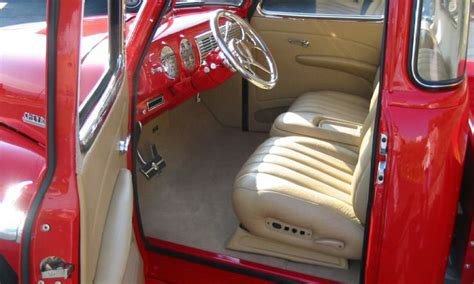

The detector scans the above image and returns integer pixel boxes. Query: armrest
[317,118,362,137]
[271,112,363,148]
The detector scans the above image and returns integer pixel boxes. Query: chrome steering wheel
[210,10,278,90]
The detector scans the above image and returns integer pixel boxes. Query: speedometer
[180,38,196,71]
[160,46,178,80]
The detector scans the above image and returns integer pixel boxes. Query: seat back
[366,0,385,15]
[351,71,379,223]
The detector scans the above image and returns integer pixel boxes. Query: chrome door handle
[118,135,131,154]
[288,39,310,47]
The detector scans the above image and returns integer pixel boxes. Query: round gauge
[160,46,178,80]
[180,38,196,71]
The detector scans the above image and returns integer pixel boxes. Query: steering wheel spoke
[249,60,271,74]
[210,9,278,90]
[223,21,232,43]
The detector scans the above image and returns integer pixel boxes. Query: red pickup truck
[0,0,473,283]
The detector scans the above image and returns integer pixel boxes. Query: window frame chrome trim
[408,0,469,89]
[78,0,125,152]
[256,2,384,22]
[79,57,125,151]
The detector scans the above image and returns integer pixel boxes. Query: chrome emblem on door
[22,112,46,128]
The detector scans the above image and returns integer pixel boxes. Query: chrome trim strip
[256,2,384,22]
[194,23,240,64]
[78,70,108,114]
[79,56,125,151]
[409,0,466,89]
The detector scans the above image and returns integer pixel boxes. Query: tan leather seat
[271,71,379,148]
[366,0,385,15]
[229,100,376,269]
[417,48,450,81]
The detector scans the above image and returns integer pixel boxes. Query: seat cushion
[233,136,365,259]
[270,91,370,146]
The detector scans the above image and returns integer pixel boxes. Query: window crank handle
[288,39,310,47]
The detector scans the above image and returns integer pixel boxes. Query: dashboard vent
[195,23,241,63]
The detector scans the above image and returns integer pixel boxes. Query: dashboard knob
[203,66,210,73]
[150,66,163,74]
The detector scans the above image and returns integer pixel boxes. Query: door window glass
[79,0,111,106]
[468,0,474,60]
[78,0,124,150]
[412,0,470,85]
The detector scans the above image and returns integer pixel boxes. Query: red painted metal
[0,17,134,146]
[135,11,234,123]
[0,126,46,275]
[21,0,83,283]
[459,62,474,284]
[145,237,335,283]
[460,146,474,283]
[364,0,470,283]
[0,0,472,282]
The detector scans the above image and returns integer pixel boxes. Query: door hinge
[40,256,74,280]
[377,133,388,184]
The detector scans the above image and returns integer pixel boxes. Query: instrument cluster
[180,38,196,71]
[157,38,197,80]
[137,12,235,123]
[160,45,179,80]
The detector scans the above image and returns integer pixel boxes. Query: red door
[365,0,471,283]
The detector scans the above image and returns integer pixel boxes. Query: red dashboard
[136,10,239,123]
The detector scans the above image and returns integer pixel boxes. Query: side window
[411,0,470,86]
[78,0,124,150]
[260,0,385,18]
[79,1,110,106]
[469,0,474,60]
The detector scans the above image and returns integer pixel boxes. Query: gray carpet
[137,99,360,283]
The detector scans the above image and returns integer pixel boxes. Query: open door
[75,0,143,283]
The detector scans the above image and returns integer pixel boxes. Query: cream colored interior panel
[95,169,135,284]
[249,14,383,131]
[201,74,242,128]
[77,77,143,283]
[123,233,145,284]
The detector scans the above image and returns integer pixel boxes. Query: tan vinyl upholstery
[248,13,384,133]
[270,71,379,147]
[231,94,376,267]
[417,48,450,81]
[315,0,363,15]
[366,0,385,15]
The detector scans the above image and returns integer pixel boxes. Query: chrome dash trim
[256,2,384,22]
[79,56,125,152]
[194,22,241,63]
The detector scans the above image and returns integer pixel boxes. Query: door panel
[77,78,133,283]
[94,169,144,284]
[248,13,383,131]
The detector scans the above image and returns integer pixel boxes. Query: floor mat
[137,99,360,283]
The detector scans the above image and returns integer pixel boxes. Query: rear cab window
[260,0,385,18]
